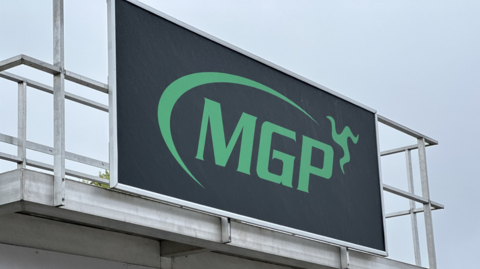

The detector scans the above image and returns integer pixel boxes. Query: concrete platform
[0,169,425,269]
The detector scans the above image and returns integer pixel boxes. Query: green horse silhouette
[327,116,359,174]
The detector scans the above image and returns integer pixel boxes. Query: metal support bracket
[340,247,349,269]
[220,217,231,244]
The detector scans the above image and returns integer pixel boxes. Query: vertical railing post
[107,0,118,188]
[17,82,27,169]
[418,138,437,268]
[53,0,65,206]
[405,149,421,266]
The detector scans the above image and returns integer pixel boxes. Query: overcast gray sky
[1,0,479,268]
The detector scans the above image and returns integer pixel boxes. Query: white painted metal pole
[418,138,437,269]
[53,0,65,206]
[107,0,118,188]
[17,82,27,169]
[405,149,421,266]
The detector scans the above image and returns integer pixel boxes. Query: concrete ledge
[349,250,427,269]
[0,243,158,269]
[230,221,340,268]
[172,252,294,269]
[161,241,210,257]
[0,169,424,269]
[0,169,22,205]
[0,213,160,268]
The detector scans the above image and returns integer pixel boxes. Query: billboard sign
[108,0,386,255]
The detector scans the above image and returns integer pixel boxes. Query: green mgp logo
[158,72,359,193]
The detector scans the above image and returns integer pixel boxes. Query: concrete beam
[172,252,295,269]
[0,169,428,269]
[0,213,161,268]
[0,169,22,205]
[0,202,22,217]
[0,243,158,269]
[349,250,427,269]
[161,241,210,258]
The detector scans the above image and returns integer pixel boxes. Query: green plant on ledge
[83,170,109,189]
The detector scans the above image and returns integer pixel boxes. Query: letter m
[195,98,257,175]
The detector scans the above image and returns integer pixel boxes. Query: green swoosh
[158,72,317,188]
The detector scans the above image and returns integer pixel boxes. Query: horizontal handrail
[65,70,109,93]
[0,152,22,163]
[383,183,429,204]
[380,143,434,157]
[386,204,443,218]
[26,159,108,184]
[0,54,59,74]
[0,133,109,170]
[378,114,438,145]
[431,200,444,210]
[0,150,107,185]
[0,54,108,93]
[0,72,108,112]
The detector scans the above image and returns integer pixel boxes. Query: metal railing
[0,52,444,268]
[378,120,443,268]
[0,55,109,185]
[0,0,443,268]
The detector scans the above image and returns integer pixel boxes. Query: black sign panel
[115,0,385,252]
